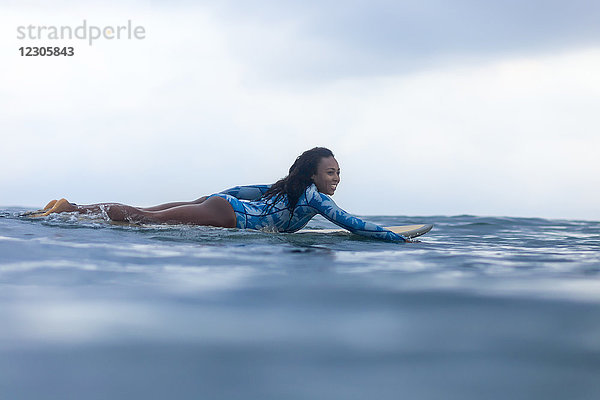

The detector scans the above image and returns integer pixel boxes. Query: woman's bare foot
[23,199,59,217]
[42,200,58,211]
[41,198,78,216]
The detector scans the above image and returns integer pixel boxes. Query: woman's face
[311,156,340,195]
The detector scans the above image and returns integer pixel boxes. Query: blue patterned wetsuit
[209,184,406,242]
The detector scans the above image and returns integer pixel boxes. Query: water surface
[1,209,599,399]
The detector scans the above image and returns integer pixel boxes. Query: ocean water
[1,208,599,400]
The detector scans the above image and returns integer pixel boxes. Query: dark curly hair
[262,147,335,211]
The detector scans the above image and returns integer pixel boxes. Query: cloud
[205,0,600,82]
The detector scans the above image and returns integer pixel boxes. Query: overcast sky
[1,0,599,220]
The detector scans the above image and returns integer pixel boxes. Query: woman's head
[262,147,340,209]
[288,147,339,195]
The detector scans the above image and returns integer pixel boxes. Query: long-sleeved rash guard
[209,184,406,242]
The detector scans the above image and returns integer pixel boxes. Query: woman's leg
[140,196,208,211]
[105,196,236,227]
[32,196,236,228]
[35,196,209,216]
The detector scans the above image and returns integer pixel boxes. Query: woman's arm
[219,185,271,201]
[306,187,407,242]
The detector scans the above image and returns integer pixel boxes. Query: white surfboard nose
[399,224,433,238]
[299,224,434,239]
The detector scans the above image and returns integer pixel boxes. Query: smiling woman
[30,147,408,242]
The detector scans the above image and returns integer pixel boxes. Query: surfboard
[299,224,433,239]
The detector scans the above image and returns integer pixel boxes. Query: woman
[33,147,407,242]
